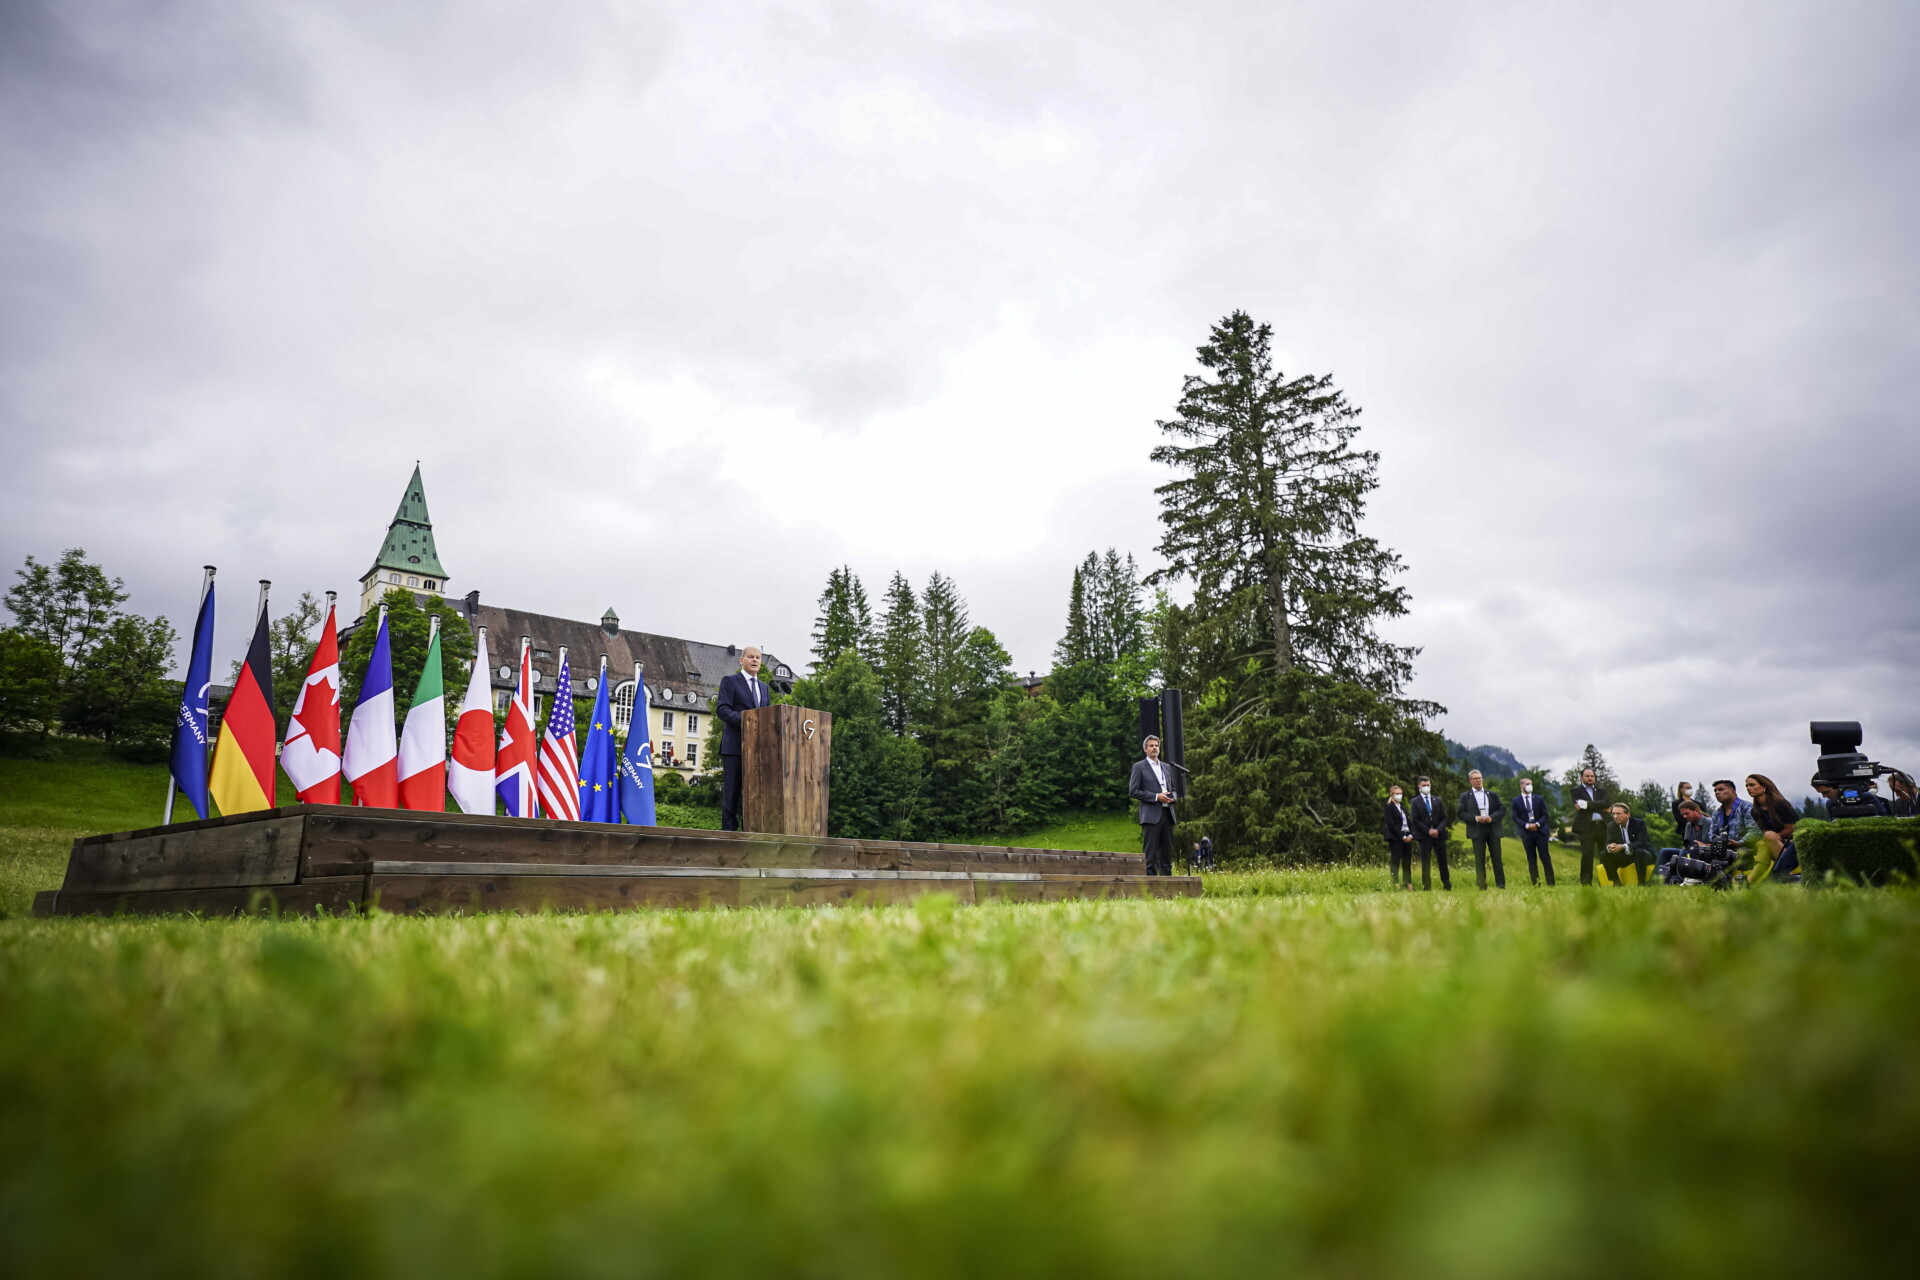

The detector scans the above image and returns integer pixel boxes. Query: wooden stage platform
[30,806,1199,917]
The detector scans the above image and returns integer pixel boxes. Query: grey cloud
[3,0,1916,796]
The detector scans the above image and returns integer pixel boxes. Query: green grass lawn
[3,890,1915,1277]
[3,752,1916,1276]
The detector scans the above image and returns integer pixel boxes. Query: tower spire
[358,465,450,618]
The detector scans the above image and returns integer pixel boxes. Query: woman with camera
[1745,774,1799,883]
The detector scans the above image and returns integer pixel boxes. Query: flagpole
[641,660,656,740]
[163,564,217,827]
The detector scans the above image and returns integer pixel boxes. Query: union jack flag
[535,648,582,821]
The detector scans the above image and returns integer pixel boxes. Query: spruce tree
[808,565,874,674]
[1150,310,1415,692]
[1149,311,1446,862]
[875,572,920,736]
[1053,561,1092,669]
[917,572,971,729]
[1563,744,1622,802]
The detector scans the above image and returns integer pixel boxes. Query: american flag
[535,649,582,821]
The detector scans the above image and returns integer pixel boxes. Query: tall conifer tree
[1151,310,1415,692]
[809,565,874,674]
[876,572,920,737]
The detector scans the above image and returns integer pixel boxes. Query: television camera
[1810,721,1897,820]
[1659,829,1741,888]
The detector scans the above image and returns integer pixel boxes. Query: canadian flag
[281,602,342,804]
[448,628,496,814]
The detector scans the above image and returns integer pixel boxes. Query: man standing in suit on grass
[1383,783,1415,889]
[716,646,768,832]
[1459,770,1507,889]
[1510,776,1555,886]
[1410,776,1449,890]
[1129,735,1178,877]
[1571,766,1608,884]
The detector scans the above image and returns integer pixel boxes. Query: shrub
[1795,816,1920,885]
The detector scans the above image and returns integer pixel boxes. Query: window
[612,681,636,731]
[660,741,673,761]
[534,649,552,662]
[423,579,435,590]
[662,710,675,732]
[687,714,699,734]
[407,575,419,587]
[389,572,401,584]
[686,742,697,765]
[495,690,510,715]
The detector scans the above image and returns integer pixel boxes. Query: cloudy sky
[4,0,1916,792]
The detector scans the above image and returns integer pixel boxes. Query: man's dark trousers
[1471,829,1506,889]
[720,753,743,831]
[1415,836,1450,890]
[1519,828,1554,885]
[1141,810,1175,877]
[1576,823,1604,885]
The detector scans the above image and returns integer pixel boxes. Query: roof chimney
[463,589,480,619]
[601,606,619,636]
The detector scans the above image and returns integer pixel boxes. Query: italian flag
[397,618,446,811]
[447,628,496,815]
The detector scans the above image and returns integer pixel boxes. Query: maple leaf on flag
[291,674,341,756]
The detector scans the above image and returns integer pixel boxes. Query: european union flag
[618,671,656,827]
[167,572,216,820]
[579,659,618,823]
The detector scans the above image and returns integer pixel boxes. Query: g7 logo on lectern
[803,719,817,741]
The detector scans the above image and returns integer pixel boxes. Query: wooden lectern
[741,704,833,837]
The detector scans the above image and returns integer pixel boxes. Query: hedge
[1794,816,1920,885]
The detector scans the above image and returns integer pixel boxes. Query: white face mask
[1522,783,1532,793]
[1419,786,1430,796]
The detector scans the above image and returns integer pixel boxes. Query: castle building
[353,468,794,777]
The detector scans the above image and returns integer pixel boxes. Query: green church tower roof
[364,464,448,581]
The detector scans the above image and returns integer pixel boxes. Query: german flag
[210,588,278,815]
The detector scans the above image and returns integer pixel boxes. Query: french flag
[343,607,399,808]
[495,637,539,817]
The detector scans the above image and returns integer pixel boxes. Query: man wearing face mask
[1509,776,1555,886]
[1383,784,1415,889]
[1409,776,1449,891]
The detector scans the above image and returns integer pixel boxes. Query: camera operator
[1816,775,1890,818]
[1656,798,1711,879]
[1892,771,1918,818]
[1745,774,1798,883]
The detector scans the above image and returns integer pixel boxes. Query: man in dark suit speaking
[716,646,768,832]
[1129,735,1178,876]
